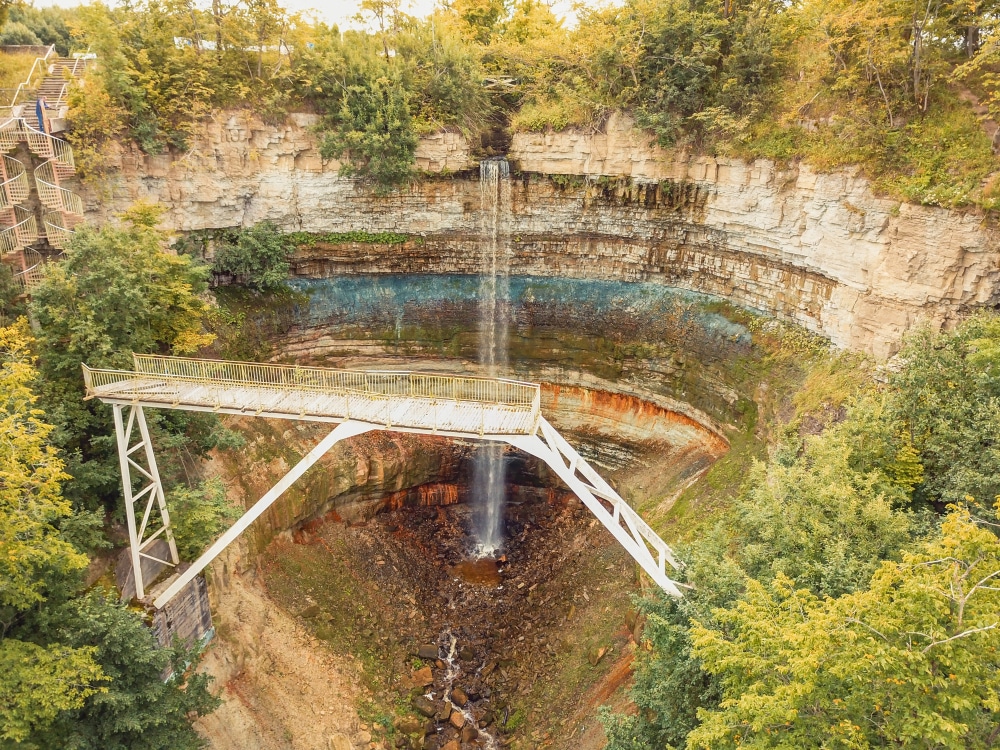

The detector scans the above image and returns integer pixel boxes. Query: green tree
[0,320,105,744]
[30,205,215,510]
[453,0,506,43]
[319,71,418,189]
[212,220,292,291]
[168,477,241,560]
[0,640,105,744]
[26,594,219,750]
[735,427,913,597]
[688,504,1000,749]
[0,321,85,612]
[850,314,1000,522]
[602,535,747,750]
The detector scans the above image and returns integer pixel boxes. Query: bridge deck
[84,354,685,603]
[83,354,540,437]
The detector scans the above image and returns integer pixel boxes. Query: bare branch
[846,617,890,642]
[921,622,999,654]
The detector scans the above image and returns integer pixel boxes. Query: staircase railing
[24,124,74,169]
[0,155,29,207]
[0,206,39,257]
[0,46,56,116]
[43,211,76,250]
[34,158,83,215]
[0,117,23,153]
[11,248,44,292]
[0,55,89,264]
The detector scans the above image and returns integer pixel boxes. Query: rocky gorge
[86,112,1000,358]
[73,111,1000,749]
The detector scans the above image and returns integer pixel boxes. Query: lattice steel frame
[112,403,179,600]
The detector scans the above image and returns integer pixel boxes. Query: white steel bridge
[83,355,686,608]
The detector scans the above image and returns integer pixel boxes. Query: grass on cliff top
[0,51,38,93]
[732,89,1000,209]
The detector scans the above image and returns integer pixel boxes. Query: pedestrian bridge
[83,355,686,608]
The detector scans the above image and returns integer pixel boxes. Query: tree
[452,0,506,44]
[0,320,105,744]
[32,204,212,381]
[0,639,105,744]
[30,205,215,510]
[602,533,749,750]
[688,504,1000,749]
[734,427,913,597]
[849,314,1000,523]
[0,320,85,613]
[212,220,292,291]
[168,477,241,560]
[26,594,219,750]
[319,71,418,189]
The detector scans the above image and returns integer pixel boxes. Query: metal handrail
[10,205,37,246]
[34,158,83,214]
[83,354,541,409]
[11,249,44,291]
[0,155,29,205]
[43,211,75,250]
[0,117,22,152]
[0,205,38,255]
[47,81,69,109]
[133,354,540,406]
[24,123,74,168]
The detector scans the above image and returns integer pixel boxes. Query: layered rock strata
[87,112,1000,356]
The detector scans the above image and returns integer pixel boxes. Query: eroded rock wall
[87,112,1000,356]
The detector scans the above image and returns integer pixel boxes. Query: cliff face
[88,112,1000,356]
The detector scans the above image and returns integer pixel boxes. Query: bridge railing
[84,354,541,411]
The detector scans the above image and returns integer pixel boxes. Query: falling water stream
[474,158,512,555]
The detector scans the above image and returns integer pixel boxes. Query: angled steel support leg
[506,417,686,597]
[113,403,179,601]
[152,419,374,609]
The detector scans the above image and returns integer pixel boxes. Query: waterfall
[474,158,511,555]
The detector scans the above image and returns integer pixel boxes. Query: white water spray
[435,629,498,750]
[474,158,511,556]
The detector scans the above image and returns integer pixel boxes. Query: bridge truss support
[507,418,686,598]
[112,403,179,600]
[150,420,373,609]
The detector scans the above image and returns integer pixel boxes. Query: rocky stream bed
[258,457,641,750]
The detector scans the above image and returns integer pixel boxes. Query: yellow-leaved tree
[0,319,106,743]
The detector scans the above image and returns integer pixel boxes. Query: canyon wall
[87,112,1000,356]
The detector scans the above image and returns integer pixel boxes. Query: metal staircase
[23,55,88,252]
[0,50,89,290]
[29,126,84,249]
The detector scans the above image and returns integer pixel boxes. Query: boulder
[412,695,437,718]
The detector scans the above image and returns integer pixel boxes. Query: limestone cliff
[86,112,1000,356]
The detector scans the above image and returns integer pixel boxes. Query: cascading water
[474,158,512,556]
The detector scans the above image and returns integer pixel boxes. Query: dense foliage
[36,0,999,201]
[211,220,292,291]
[603,315,1000,749]
[0,314,218,749]
[0,5,73,53]
[29,205,221,511]
[0,206,249,746]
